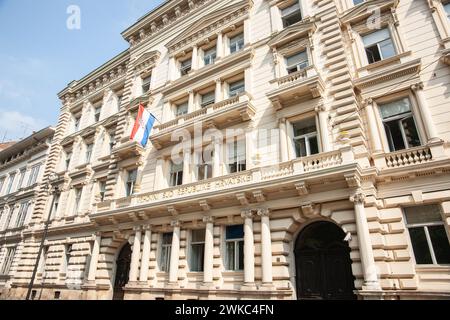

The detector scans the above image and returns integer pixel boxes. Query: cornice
[340,0,399,25]
[58,51,130,104]
[166,0,253,55]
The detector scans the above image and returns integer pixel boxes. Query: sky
[0,0,163,142]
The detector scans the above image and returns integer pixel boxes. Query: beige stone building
[0,127,54,298]
[2,0,450,300]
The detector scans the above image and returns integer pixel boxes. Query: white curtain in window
[379,98,411,119]
[363,28,391,46]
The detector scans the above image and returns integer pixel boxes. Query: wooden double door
[113,243,132,300]
[295,222,356,300]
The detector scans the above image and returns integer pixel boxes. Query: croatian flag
[130,104,156,148]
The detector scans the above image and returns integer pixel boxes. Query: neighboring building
[0,127,54,298]
[2,0,450,300]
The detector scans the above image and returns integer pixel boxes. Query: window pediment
[267,17,316,49]
[133,51,161,73]
[166,0,253,55]
[340,0,399,25]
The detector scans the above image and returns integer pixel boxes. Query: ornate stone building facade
[0,127,54,297]
[2,0,450,300]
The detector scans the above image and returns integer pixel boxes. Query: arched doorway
[294,221,356,300]
[113,243,132,300]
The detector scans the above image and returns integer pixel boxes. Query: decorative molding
[241,208,253,219]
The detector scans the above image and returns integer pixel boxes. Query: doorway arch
[113,243,132,300]
[294,221,356,300]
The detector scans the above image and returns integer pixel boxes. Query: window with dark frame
[404,205,450,265]
[190,229,205,272]
[201,91,216,108]
[286,51,309,74]
[363,28,396,64]
[230,33,245,53]
[228,140,246,174]
[65,152,72,171]
[292,117,319,158]
[0,247,16,275]
[225,225,244,271]
[175,102,189,117]
[94,105,102,122]
[180,59,192,76]
[85,143,94,163]
[169,161,184,187]
[379,98,421,152]
[73,187,82,215]
[203,47,217,66]
[228,80,245,97]
[142,75,152,93]
[99,181,107,202]
[281,2,303,28]
[126,169,138,197]
[160,233,173,272]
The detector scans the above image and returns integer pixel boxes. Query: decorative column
[215,79,223,102]
[241,209,255,287]
[216,32,224,59]
[188,90,195,113]
[411,82,440,143]
[213,138,222,178]
[183,149,191,184]
[364,99,383,153]
[258,208,273,286]
[350,192,381,291]
[244,19,252,45]
[168,56,176,81]
[87,233,101,283]
[279,118,289,162]
[129,226,142,284]
[316,104,332,153]
[203,216,214,286]
[139,225,152,284]
[154,157,166,190]
[169,220,181,284]
[192,45,199,71]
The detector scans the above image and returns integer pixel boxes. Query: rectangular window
[65,244,73,274]
[0,177,5,194]
[0,247,16,275]
[160,233,173,272]
[228,140,246,174]
[230,33,245,54]
[175,102,189,117]
[445,3,450,20]
[170,162,184,187]
[73,188,82,214]
[203,47,217,66]
[74,116,81,132]
[228,80,245,97]
[292,117,319,158]
[286,51,309,74]
[27,164,41,186]
[85,143,94,163]
[201,92,216,108]
[94,106,102,122]
[6,173,16,194]
[109,134,115,153]
[353,0,365,5]
[50,193,60,219]
[180,59,192,76]
[379,98,421,152]
[15,202,29,228]
[65,152,72,171]
[363,28,396,64]
[17,168,26,190]
[99,181,107,202]
[190,229,205,272]
[3,207,14,231]
[142,75,152,93]
[196,152,212,182]
[126,169,138,197]
[404,205,450,265]
[281,2,302,28]
[225,225,244,271]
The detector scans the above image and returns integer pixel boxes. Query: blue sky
[0,0,162,142]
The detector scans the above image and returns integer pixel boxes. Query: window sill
[357,51,412,74]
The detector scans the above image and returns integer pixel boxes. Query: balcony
[267,66,325,110]
[112,140,145,160]
[150,92,255,150]
[91,146,357,224]
[373,141,449,171]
